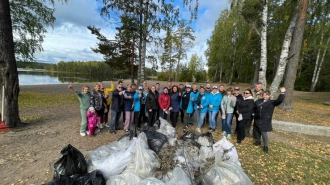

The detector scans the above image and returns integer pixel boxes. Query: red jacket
[158,93,170,110]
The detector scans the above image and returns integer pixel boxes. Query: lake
[18,68,116,85]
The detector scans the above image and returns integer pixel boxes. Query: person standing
[180,85,194,131]
[195,86,209,133]
[68,84,90,136]
[208,86,222,132]
[221,87,236,139]
[189,84,199,125]
[109,84,124,134]
[254,88,286,153]
[102,81,115,128]
[236,89,254,144]
[123,84,134,132]
[133,86,143,129]
[155,82,162,94]
[232,87,243,134]
[169,85,181,128]
[249,82,265,138]
[146,85,158,127]
[158,87,170,120]
[178,83,185,123]
[90,84,108,129]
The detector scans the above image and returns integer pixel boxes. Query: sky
[34,0,230,68]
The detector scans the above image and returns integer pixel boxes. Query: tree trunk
[252,60,259,85]
[259,0,268,89]
[279,0,309,110]
[311,37,330,92]
[137,3,143,85]
[310,33,324,92]
[175,44,182,82]
[0,0,21,127]
[219,65,223,83]
[269,15,296,98]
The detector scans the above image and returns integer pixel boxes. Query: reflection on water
[18,69,116,85]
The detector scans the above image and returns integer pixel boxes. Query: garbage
[194,132,214,147]
[107,170,142,185]
[137,177,165,185]
[213,136,240,166]
[142,126,167,153]
[157,117,176,139]
[53,144,87,178]
[166,167,193,185]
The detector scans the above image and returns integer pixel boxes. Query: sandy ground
[0,81,328,185]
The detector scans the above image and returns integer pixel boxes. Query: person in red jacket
[158,87,170,120]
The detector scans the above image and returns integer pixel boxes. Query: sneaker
[222,131,227,136]
[125,129,129,132]
[96,129,101,133]
[80,132,86,136]
[86,131,90,135]
[227,134,231,139]
[104,124,110,128]
[196,127,201,133]
[99,124,104,129]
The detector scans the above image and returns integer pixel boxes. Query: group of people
[69,80,286,153]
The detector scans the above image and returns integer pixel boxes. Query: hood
[211,91,219,95]
[244,96,253,100]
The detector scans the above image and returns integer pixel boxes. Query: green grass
[237,138,330,185]
[19,91,78,108]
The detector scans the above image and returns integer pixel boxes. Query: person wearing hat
[208,86,222,132]
[189,84,200,125]
[232,87,243,134]
[195,85,209,133]
[180,84,194,131]
[133,86,143,129]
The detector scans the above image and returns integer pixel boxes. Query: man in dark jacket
[109,84,124,134]
[146,85,159,127]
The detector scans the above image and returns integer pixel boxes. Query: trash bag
[106,170,142,185]
[157,118,176,139]
[129,125,138,139]
[53,144,87,178]
[45,170,105,185]
[166,167,193,185]
[96,139,136,180]
[194,132,214,147]
[132,133,160,178]
[142,127,167,153]
[199,146,214,162]
[180,132,196,141]
[137,177,165,185]
[213,136,240,166]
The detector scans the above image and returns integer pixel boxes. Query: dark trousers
[139,105,147,126]
[170,111,179,128]
[104,104,110,123]
[232,112,239,133]
[96,108,104,124]
[183,109,190,127]
[134,112,140,127]
[147,109,157,127]
[180,108,184,122]
[159,109,168,120]
[237,119,249,141]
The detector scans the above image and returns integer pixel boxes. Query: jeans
[197,112,207,128]
[189,109,195,123]
[222,113,233,134]
[109,110,121,131]
[208,111,218,129]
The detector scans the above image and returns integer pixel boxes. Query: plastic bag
[132,133,160,178]
[238,114,243,121]
[194,132,214,147]
[199,146,214,162]
[143,127,167,153]
[106,171,142,185]
[137,177,165,185]
[168,138,177,146]
[96,139,136,180]
[53,144,87,178]
[166,167,193,185]
[157,117,176,139]
[213,136,240,166]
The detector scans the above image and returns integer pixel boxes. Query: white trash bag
[157,117,176,139]
[166,167,193,185]
[213,136,240,166]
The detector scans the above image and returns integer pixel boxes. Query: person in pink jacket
[158,87,170,120]
[87,107,99,136]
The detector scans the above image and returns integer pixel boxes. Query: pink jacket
[87,111,99,127]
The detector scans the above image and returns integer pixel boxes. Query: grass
[18,91,78,109]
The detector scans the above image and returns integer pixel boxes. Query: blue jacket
[196,93,209,113]
[180,91,194,114]
[124,91,134,111]
[208,91,222,112]
[170,92,181,112]
[190,90,200,110]
[133,92,142,112]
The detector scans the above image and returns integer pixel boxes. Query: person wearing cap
[195,85,209,133]
[68,84,91,136]
[232,87,243,134]
[158,87,170,120]
[180,84,194,131]
[208,86,222,132]
[220,87,237,139]
[133,86,143,129]
[189,84,200,125]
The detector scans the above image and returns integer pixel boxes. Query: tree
[279,0,309,110]
[0,0,21,127]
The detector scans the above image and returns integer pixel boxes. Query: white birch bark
[269,16,296,97]
[259,0,268,89]
[310,33,324,91]
[311,37,330,92]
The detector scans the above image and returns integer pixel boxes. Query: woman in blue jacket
[195,85,209,133]
[123,84,134,132]
[133,86,143,129]
[208,86,222,132]
[180,85,194,131]
[169,85,181,128]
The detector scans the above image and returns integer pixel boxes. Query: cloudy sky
[34,0,230,68]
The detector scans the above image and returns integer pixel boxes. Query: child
[68,84,90,136]
[87,107,99,136]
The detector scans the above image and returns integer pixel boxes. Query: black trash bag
[129,125,137,139]
[181,132,201,148]
[194,132,214,147]
[53,144,87,179]
[44,170,105,185]
[142,127,167,153]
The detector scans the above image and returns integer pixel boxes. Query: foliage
[10,0,67,61]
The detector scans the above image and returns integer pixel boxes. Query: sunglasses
[118,87,122,89]
[244,92,250,94]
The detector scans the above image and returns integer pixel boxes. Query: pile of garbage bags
[46,118,252,185]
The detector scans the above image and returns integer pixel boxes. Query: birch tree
[258,0,268,89]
